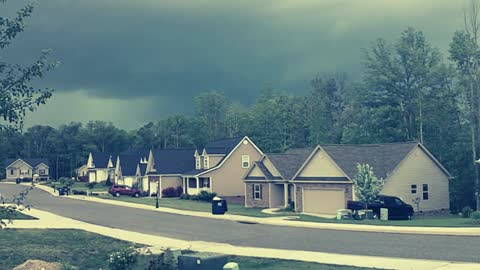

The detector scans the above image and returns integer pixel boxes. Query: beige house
[244,142,451,215]
[183,136,264,201]
[86,152,115,183]
[5,158,50,181]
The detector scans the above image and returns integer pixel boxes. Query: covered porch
[270,182,292,208]
[183,176,212,195]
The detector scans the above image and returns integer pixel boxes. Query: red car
[109,185,141,198]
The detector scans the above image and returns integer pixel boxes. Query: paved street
[2,183,480,263]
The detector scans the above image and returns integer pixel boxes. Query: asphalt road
[1,183,479,263]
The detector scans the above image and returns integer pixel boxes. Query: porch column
[183,178,187,194]
[196,177,199,193]
[283,183,289,208]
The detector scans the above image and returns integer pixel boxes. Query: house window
[10,169,14,175]
[200,178,210,188]
[422,184,429,200]
[411,184,417,194]
[242,155,250,168]
[39,169,46,175]
[253,184,262,200]
[204,156,209,169]
[195,157,201,170]
[189,178,197,188]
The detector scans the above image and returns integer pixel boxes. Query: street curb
[58,192,480,237]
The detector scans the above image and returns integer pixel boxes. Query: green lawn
[97,195,285,217]
[231,256,380,270]
[0,210,37,220]
[296,215,480,227]
[0,229,381,270]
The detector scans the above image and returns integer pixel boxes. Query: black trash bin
[15,178,21,184]
[57,187,66,196]
[211,197,228,215]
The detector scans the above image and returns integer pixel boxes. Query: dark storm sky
[1,0,467,129]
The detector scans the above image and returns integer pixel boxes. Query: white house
[5,158,50,181]
[86,152,115,183]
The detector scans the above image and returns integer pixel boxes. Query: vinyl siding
[34,164,49,176]
[162,176,182,189]
[6,161,32,179]
[263,157,282,177]
[202,139,263,196]
[297,149,346,177]
[209,155,225,168]
[381,146,450,212]
[247,164,265,177]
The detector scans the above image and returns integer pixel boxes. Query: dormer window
[204,156,209,169]
[195,157,201,170]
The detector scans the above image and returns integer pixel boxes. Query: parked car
[347,195,414,220]
[109,185,141,198]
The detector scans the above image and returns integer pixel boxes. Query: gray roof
[151,148,196,174]
[267,149,313,179]
[320,142,419,179]
[204,137,243,155]
[118,153,145,176]
[5,158,49,168]
[91,152,113,168]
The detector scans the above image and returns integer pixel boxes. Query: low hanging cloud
[1,0,467,129]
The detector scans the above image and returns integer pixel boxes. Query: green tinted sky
[1,0,468,129]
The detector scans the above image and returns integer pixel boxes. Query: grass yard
[0,210,37,220]
[231,256,380,270]
[97,195,286,217]
[296,215,480,227]
[0,229,381,270]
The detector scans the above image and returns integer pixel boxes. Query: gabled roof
[268,149,313,180]
[118,153,145,176]
[139,163,148,176]
[5,158,49,168]
[204,137,244,155]
[320,142,419,179]
[91,152,113,168]
[151,148,196,174]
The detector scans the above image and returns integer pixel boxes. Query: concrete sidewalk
[4,207,480,270]
[13,182,480,237]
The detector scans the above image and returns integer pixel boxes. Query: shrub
[105,178,113,186]
[471,211,480,220]
[462,206,474,218]
[162,187,177,198]
[58,177,75,188]
[107,247,139,270]
[175,186,183,197]
[85,182,97,189]
[197,190,217,202]
[180,194,190,200]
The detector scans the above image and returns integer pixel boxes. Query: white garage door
[303,189,345,215]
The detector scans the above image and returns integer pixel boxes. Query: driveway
[2,183,480,263]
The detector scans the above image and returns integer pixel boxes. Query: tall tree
[449,0,480,209]
[0,0,56,130]
[194,91,230,141]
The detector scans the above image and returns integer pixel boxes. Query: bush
[162,187,177,198]
[58,177,75,188]
[85,182,97,189]
[198,190,217,202]
[462,206,474,218]
[471,211,480,220]
[107,247,139,270]
[175,186,183,197]
[105,178,113,186]
[180,194,190,200]
[71,189,87,195]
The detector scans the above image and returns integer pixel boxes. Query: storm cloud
[1,0,467,129]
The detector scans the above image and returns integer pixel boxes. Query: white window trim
[253,184,261,200]
[242,155,250,168]
[422,184,429,200]
[204,156,209,169]
[411,184,417,194]
[195,157,201,170]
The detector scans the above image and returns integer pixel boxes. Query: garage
[303,189,345,215]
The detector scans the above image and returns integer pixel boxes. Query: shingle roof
[152,149,196,174]
[204,137,243,155]
[118,153,145,176]
[139,163,148,176]
[267,149,313,179]
[91,152,113,168]
[320,142,419,179]
[5,158,49,168]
